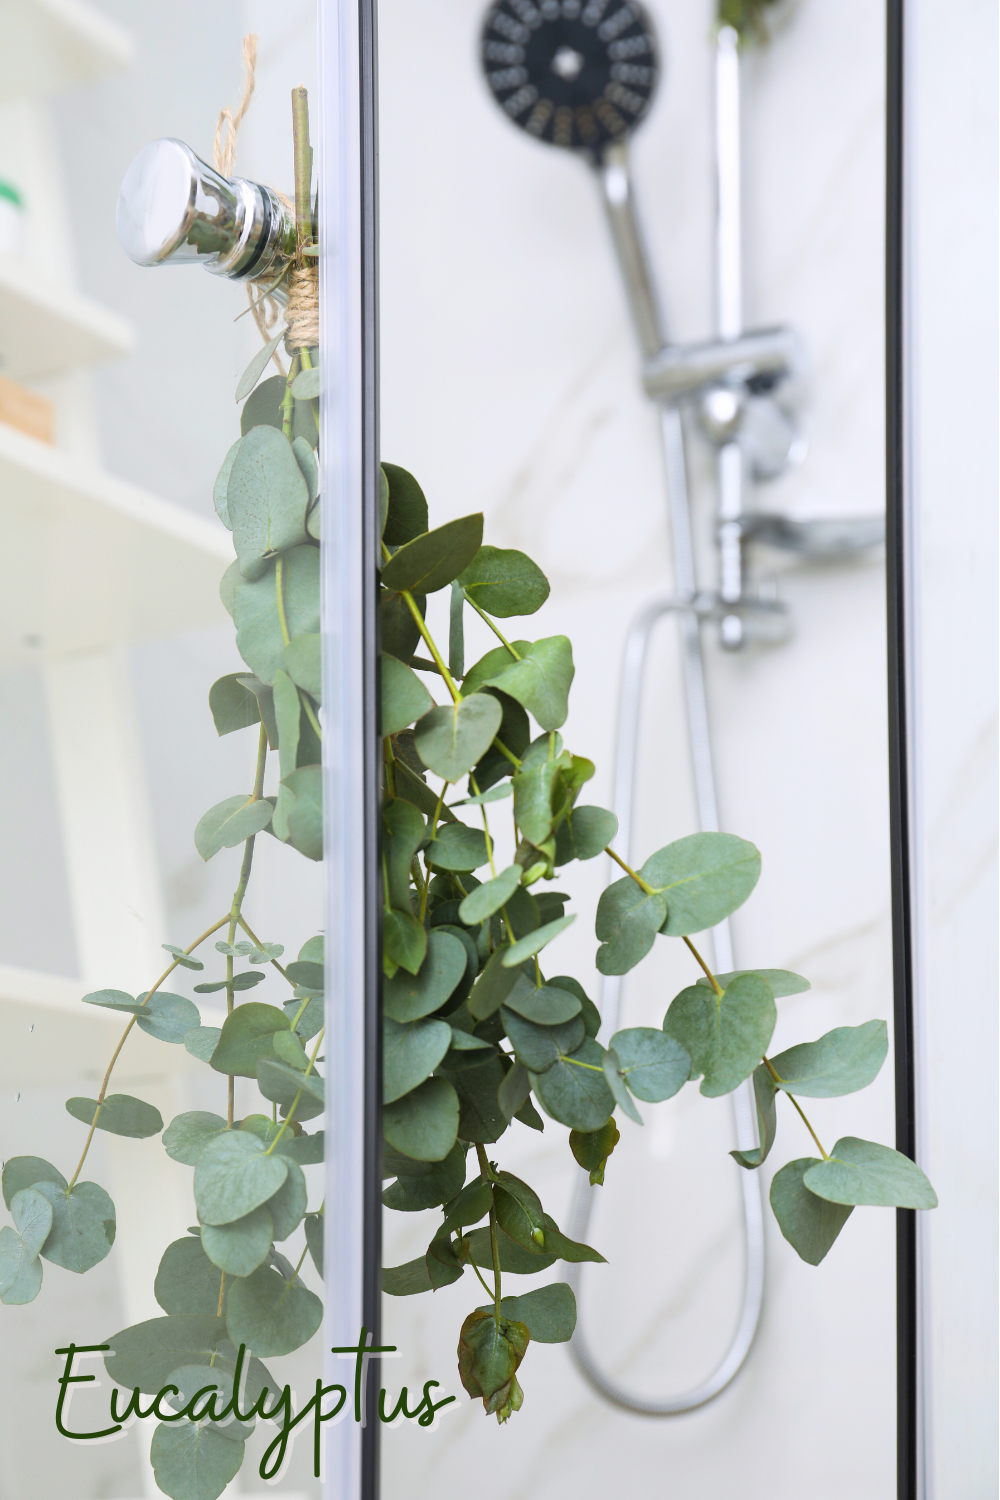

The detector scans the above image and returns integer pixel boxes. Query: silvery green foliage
[1,373,936,1488]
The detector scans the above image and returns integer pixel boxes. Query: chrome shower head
[480,0,659,154]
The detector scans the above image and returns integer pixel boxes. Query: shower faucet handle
[642,326,799,405]
[116,138,297,295]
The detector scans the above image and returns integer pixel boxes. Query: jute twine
[215,35,319,365]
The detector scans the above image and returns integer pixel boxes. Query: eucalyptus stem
[234,914,291,982]
[476,1143,502,1325]
[275,556,292,645]
[605,845,655,895]
[281,353,299,439]
[216,1272,226,1318]
[464,594,521,660]
[400,589,461,703]
[65,913,231,1191]
[265,1026,325,1154]
[225,724,269,1126]
[291,85,313,245]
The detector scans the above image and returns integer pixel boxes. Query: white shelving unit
[0,250,134,376]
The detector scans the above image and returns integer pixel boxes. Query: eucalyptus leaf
[609,1027,690,1103]
[481,636,575,731]
[380,588,425,661]
[292,435,319,505]
[274,1130,325,1166]
[10,1186,53,1259]
[501,913,575,967]
[209,1003,290,1079]
[461,644,532,697]
[382,514,484,595]
[502,1008,584,1074]
[255,1058,325,1122]
[192,971,265,995]
[35,1180,115,1272]
[458,864,521,924]
[381,462,429,546]
[134,992,201,1045]
[2,1157,66,1208]
[770,1158,854,1265]
[424,822,490,872]
[304,1213,323,1274]
[769,1021,889,1098]
[530,1037,616,1131]
[227,425,309,580]
[383,1017,452,1104]
[458,546,550,618]
[503,983,581,1025]
[290,363,321,399]
[163,943,206,971]
[154,1236,228,1317]
[281,764,323,861]
[498,1061,532,1123]
[452,782,513,807]
[235,328,286,402]
[185,1028,221,1063]
[212,439,241,529]
[65,1094,163,1139]
[479,1283,577,1343]
[512,758,562,846]
[731,1065,778,1169]
[468,949,529,1020]
[601,1048,643,1124]
[208,674,260,736]
[594,879,668,975]
[194,796,273,861]
[284,633,321,701]
[382,1258,437,1296]
[0,1224,43,1305]
[555,804,618,864]
[193,1131,289,1227]
[663,973,776,1097]
[382,654,434,737]
[383,929,467,1022]
[466,1224,555,1275]
[803,1138,938,1209]
[201,1207,273,1277]
[415,695,503,782]
[226,1264,323,1357]
[382,797,425,909]
[103,1317,273,1403]
[262,1159,307,1241]
[233,545,320,686]
[383,1076,460,1162]
[458,1309,529,1417]
[639,832,761,936]
[570,1117,620,1186]
[150,1417,245,1500]
[696,968,810,998]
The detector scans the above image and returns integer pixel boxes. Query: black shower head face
[481,0,659,153]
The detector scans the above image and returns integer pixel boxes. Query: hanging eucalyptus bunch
[0,81,937,1499]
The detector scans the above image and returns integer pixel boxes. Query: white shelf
[0,0,133,103]
[0,421,233,665]
[0,253,134,378]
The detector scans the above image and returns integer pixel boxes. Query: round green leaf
[201,1207,274,1276]
[601,1047,644,1124]
[770,1158,853,1265]
[34,1179,115,1272]
[697,968,810,998]
[415,694,503,782]
[458,545,550,618]
[555,804,618,864]
[194,796,273,861]
[381,653,434,737]
[235,327,286,401]
[233,545,321,686]
[284,633,322,701]
[10,1186,53,1259]
[154,1236,228,1316]
[382,462,429,545]
[641,832,762,936]
[530,1037,616,1131]
[290,363,321,400]
[769,1020,888,1098]
[381,513,484,595]
[502,1007,584,1073]
[479,1283,577,1343]
[595,879,668,975]
[264,1159,308,1241]
[383,1076,460,1162]
[256,1057,325,1121]
[2,1156,65,1208]
[383,929,467,1022]
[184,1027,221,1064]
[193,1131,289,1227]
[227,424,309,579]
[150,1417,244,1500]
[501,913,575,967]
[609,1027,690,1102]
[0,1224,43,1305]
[663,973,776,1098]
[226,1265,323,1357]
[383,1017,452,1104]
[803,1138,938,1209]
[458,863,521,924]
[192,971,265,995]
[104,1314,235,1393]
[503,982,581,1024]
[66,1094,163,1138]
[133,991,201,1045]
[160,1364,253,1441]
[281,764,323,861]
[731,1065,778,1170]
[481,636,574,731]
[424,822,490,873]
[209,1003,290,1079]
[212,439,241,529]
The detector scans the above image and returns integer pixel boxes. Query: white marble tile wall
[377,1,897,1494]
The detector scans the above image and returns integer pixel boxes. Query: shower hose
[563,403,766,1414]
